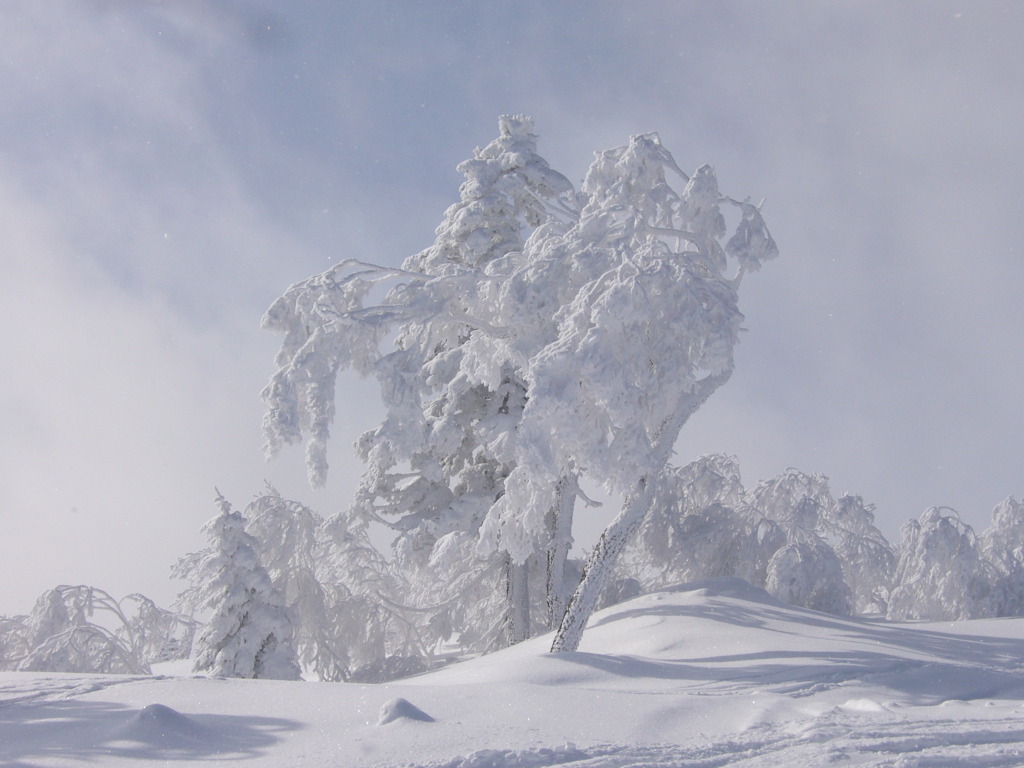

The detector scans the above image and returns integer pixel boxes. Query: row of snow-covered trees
[614,454,1024,623]
[169,462,1024,682]
[3,465,1020,679]
[243,114,1023,675]
[0,585,197,675]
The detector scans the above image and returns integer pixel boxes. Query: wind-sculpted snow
[6,580,1024,767]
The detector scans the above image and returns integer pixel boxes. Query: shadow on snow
[0,694,301,765]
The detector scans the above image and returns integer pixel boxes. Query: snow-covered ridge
[4,579,1024,767]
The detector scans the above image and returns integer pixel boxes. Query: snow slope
[4,578,1024,767]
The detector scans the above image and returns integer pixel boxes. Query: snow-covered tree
[115,593,198,665]
[617,455,781,591]
[747,469,836,536]
[316,512,427,679]
[261,116,576,650]
[888,507,993,621]
[745,470,898,615]
[4,586,194,674]
[240,486,349,680]
[981,496,1024,617]
[177,486,425,682]
[526,138,776,652]
[764,540,852,615]
[260,118,776,655]
[18,624,142,675]
[829,494,896,614]
[175,493,301,680]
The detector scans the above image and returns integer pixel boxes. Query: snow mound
[838,698,889,713]
[110,703,212,745]
[377,697,435,725]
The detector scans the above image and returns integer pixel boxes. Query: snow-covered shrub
[746,470,891,615]
[888,507,994,621]
[18,625,141,675]
[0,616,29,670]
[22,588,73,656]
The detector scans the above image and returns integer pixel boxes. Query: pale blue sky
[2,1,1022,613]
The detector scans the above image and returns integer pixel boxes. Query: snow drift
[4,579,1024,767]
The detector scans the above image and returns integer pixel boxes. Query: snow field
[3,579,1024,767]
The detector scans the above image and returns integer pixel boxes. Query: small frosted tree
[15,587,145,674]
[617,455,781,591]
[747,469,836,535]
[318,513,427,679]
[176,493,301,680]
[980,496,1024,617]
[764,540,852,615]
[241,486,350,680]
[829,494,896,614]
[888,507,993,621]
[745,470,895,615]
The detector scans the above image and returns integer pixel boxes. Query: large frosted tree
[261,118,776,654]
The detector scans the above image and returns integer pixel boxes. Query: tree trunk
[545,474,577,629]
[505,554,531,645]
[549,371,732,653]
[549,476,651,652]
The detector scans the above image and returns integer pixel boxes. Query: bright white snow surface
[4,578,1024,767]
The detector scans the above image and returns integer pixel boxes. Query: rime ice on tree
[260,118,777,653]
[177,493,301,680]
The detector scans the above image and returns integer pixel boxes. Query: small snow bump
[377,697,435,725]
[111,703,212,745]
[839,698,887,713]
